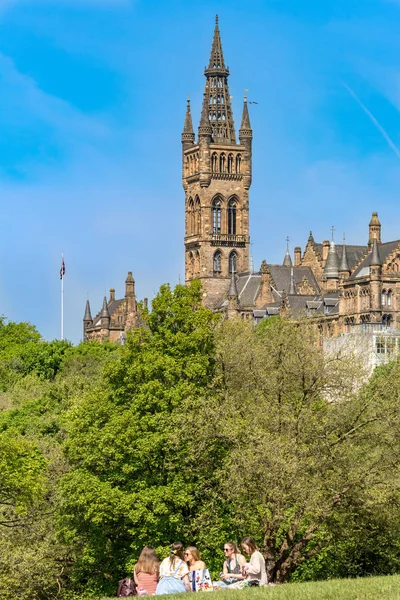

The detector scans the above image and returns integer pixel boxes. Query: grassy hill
[102,574,400,600]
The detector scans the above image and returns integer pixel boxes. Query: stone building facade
[83,272,145,342]
[83,17,400,343]
[181,17,400,339]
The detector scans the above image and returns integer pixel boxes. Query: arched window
[211,152,218,172]
[187,198,194,234]
[194,196,201,235]
[382,289,386,306]
[188,251,194,279]
[229,251,237,274]
[236,154,242,174]
[220,153,226,173]
[212,197,222,234]
[194,251,200,276]
[213,250,222,274]
[227,198,237,235]
[227,154,234,173]
[388,290,392,306]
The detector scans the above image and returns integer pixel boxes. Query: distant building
[181,17,400,338]
[83,272,146,342]
[83,17,400,345]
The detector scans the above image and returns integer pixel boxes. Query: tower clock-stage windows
[229,251,237,274]
[227,199,237,234]
[212,198,222,234]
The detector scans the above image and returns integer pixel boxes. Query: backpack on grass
[117,577,137,597]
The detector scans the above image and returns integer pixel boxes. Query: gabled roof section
[268,265,320,297]
[315,243,367,270]
[350,240,400,279]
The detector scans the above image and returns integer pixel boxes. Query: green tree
[190,318,400,583]
[58,282,218,595]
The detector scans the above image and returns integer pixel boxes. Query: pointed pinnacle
[339,236,350,272]
[227,271,238,298]
[323,240,339,279]
[239,98,252,141]
[206,14,227,73]
[100,296,109,318]
[84,299,92,321]
[183,99,194,134]
[371,237,381,266]
[283,247,292,267]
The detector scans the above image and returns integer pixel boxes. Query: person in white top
[241,536,268,586]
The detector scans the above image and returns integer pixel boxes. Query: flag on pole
[60,256,65,279]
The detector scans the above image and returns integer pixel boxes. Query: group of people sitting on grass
[129,537,267,596]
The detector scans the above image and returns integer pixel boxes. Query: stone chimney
[109,288,116,302]
[322,240,330,262]
[294,246,301,266]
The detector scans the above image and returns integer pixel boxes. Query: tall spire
[199,15,236,144]
[207,15,228,73]
[182,98,195,148]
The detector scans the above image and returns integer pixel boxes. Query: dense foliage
[1,283,400,598]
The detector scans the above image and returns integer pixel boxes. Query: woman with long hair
[240,537,267,587]
[156,542,190,595]
[134,546,160,596]
[220,542,246,585]
[184,546,212,592]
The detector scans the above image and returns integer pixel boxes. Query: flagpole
[61,252,64,341]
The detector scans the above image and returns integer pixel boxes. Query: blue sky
[2,0,400,342]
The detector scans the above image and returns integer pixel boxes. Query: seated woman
[213,541,246,588]
[156,542,191,595]
[184,546,213,592]
[134,546,160,596]
[231,537,267,588]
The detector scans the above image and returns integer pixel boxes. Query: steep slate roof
[218,266,320,309]
[315,243,367,270]
[350,240,400,280]
[268,265,320,296]
[92,299,124,327]
[287,294,339,317]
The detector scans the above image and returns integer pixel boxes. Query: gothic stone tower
[182,15,252,308]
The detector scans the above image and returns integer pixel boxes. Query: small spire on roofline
[339,233,350,273]
[283,237,292,267]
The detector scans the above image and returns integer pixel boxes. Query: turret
[370,238,382,317]
[182,99,195,151]
[83,299,93,338]
[323,237,339,292]
[368,212,381,249]
[239,96,253,190]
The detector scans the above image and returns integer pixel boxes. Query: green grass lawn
[102,574,400,600]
